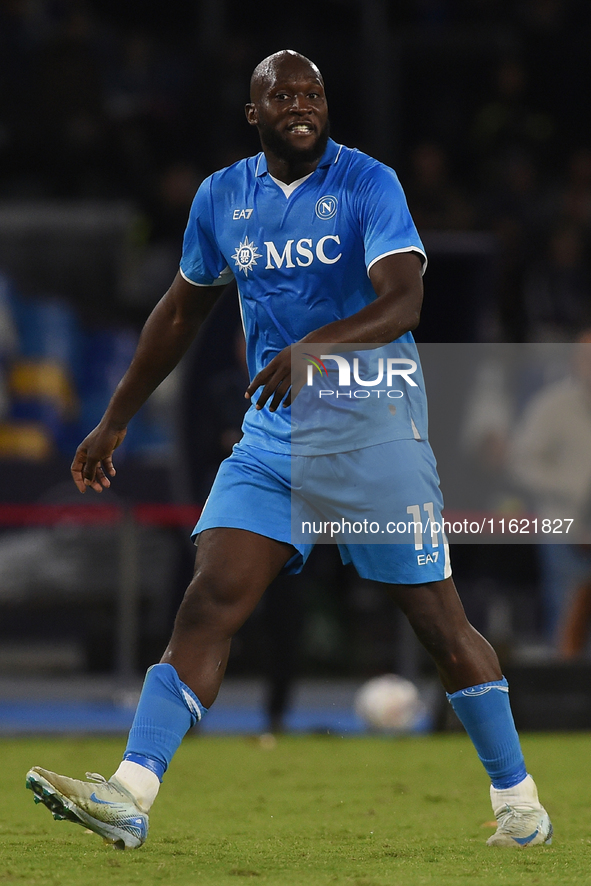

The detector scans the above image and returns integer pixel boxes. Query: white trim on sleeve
[367,246,428,277]
[179,266,233,287]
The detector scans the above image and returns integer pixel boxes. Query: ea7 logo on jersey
[233,208,253,220]
[315,195,338,219]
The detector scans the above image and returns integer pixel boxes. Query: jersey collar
[255,138,342,178]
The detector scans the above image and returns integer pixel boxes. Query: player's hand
[245,347,291,411]
[71,422,127,493]
[245,345,307,412]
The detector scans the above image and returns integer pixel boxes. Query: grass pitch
[2,733,589,885]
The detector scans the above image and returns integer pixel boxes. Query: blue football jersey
[180,139,428,453]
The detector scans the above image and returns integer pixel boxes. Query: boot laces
[85,772,108,784]
[496,803,539,835]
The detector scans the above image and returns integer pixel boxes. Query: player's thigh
[193,441,312,574]
[300,439,446,542]
[335,438,450,583]
[174,527,297,635]
[193,526,296,601]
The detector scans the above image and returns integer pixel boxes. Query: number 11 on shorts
[406,503,439,550]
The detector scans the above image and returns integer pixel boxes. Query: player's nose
[290,93,313,113]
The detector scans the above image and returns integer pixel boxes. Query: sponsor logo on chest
[232,235,342,275]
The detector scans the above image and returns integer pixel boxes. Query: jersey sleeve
[355,163,427,276]
[179,177,234,286]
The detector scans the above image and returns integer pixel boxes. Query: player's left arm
[246,250,423,411]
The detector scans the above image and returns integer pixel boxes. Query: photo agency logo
[303,352,418,400]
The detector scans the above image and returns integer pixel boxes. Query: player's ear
[245,103,258,126]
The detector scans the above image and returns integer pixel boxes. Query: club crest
[315,195,338,220]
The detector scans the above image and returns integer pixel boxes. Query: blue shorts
[193,438,451,584]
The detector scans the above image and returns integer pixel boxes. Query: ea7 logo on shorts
[417,552,439,565]
[233,208,253,219]
[315,195,338,219]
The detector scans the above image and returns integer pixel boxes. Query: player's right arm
[71,271,221,493]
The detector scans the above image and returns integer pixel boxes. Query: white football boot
[487,774,553,847]
[26,766,148,849]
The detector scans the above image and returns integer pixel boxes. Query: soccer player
[27,50,551,850]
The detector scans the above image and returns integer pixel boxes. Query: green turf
[2,733,589,885]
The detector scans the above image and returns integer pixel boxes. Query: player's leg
[114,527,294,792]
[386,575,501,692]
[27,441,310,847]
[160,527,295,707]
[27,527,296,848]
[385,575,551,847]
[329,438,551,847]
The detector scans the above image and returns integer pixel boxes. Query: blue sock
[123,663,208,781]
[446,677,527,789]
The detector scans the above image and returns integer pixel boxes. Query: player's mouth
[287,122,316,136]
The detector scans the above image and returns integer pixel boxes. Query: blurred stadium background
[1,0,591,738]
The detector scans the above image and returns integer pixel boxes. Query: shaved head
[250,50,323,102]
[246,49,329,181]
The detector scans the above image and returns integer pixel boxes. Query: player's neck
[263,153,321,185]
